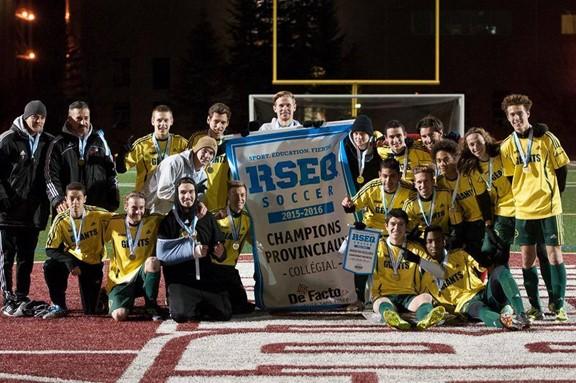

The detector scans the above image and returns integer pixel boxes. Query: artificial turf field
[1,168,575,382]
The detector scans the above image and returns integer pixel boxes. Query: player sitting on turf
[421,225,530,330]
[42,182,111,319]
[157,177,230,322]
[104,192,165,321]
[371,208,446,330]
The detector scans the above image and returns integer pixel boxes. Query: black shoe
[2,299,18,317]
[146,305,168,321]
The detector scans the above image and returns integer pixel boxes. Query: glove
[242,120,260,137]
[302,120,325,128]
[0,198,11,211]
[402,248,421,264]
[122,135,135,153]
[485,226,506,251]
[353,221,366,230]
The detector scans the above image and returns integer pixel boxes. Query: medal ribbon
[450,174,460,209]
[385,237,406,275]
[173,206,200,280]
[480,158,493,191]
[380,183,399,216]
[512,129,534,169]
[355,143,368,180]
[69,210,86,250]
[152,134,172,164]
[28,133,40,159]
[417,189,436,227]
[78,135,89,161]
[124,218,144,258]
[227,207,242,243]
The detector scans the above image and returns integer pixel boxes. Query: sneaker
[417,306,446,330]
[42,304,68,319]
[382,310,411,330]
[12,297,31,317]
[1,299,18,317]
[555,307,568,322]
[526,307,544,321]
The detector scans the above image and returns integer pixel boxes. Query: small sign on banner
[342,226,381,275]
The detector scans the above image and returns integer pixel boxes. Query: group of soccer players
[0,92,570,330]
[342,93,570,330]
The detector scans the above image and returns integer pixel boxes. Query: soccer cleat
[382,310,411,330]
[555,307,568,322]
[526,307,544,321]
[42,304,68,319]
[416,306,446,330]
[500,311,530,330]
[12,297,31,317]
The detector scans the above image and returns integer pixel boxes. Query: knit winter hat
[192,136,218,153]
[23,100,47,120]
[351,115,373,135]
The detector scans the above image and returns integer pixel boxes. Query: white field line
[0,350,136,355]
[0,373,95,383]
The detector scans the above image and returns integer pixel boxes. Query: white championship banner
[226,123,356,310]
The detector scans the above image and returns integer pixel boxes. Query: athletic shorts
[108,266,146,313]
[515,215,564,246]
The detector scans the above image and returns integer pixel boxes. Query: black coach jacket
[0,116,54,229]
[45,124,119,212]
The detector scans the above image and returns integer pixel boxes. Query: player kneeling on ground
[157,177,229,322]
[42,182,111,319]
[421,225,530,330]
[105,192,165,321]
[371,209,446,330]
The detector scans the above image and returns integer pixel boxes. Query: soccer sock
[143,271,161,307]
[522,267,541,311]
[550,263,567,310]
[378,301,395,320]
[467,301,501,328]
[495,267,525,315]
[415,302,433,321]
[536,244,553,301]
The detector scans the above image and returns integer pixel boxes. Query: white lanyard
[173,207,200,280]
[385,237,406,275]
[152,134,172,163]
[480,158,493,192]
[28,133,40,159]
[124,218,144,259]
[512,129,534,170]
[69,210,86,250]
[227,207,243,251]
[380,183,399,216]
[450,174,460,208]
[78,135,89,161]
[417,189,436,227]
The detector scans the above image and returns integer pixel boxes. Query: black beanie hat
[23,100,47,120]
[351,114,373,135]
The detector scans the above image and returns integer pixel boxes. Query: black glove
[485,226,506,251]
[353,221,366,230]
[302,120,325,128]
[122,135,135,153]
[242,120,260,137]
[402,248,421,264]
[0,197,11,211]
[343,204,356,214]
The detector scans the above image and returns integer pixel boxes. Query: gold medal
[232,241,240,251]
[357,175,364,184]
[206,166,213,174]
[78,159,85,166]
[392,272,401,281]
[129,252,136,260]
[191,230,197,240]
[522,166,530,174]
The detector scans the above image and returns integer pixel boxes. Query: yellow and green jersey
[371,239,430,298]
[377,142,432,183]
[212,208,252,267]
[404,187,463,237]
[436,173,484,222]
[124,133,189,191]
[352,179,415,233]
[421,248,485,314]
[470,155,515,218]
[500,130,569,219]
[46,206,112,265]
[188,131,230,210]
[104,213,163,290]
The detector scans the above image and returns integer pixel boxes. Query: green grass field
[32,167,576,260]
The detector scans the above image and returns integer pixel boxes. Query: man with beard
[157,177,229,322]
